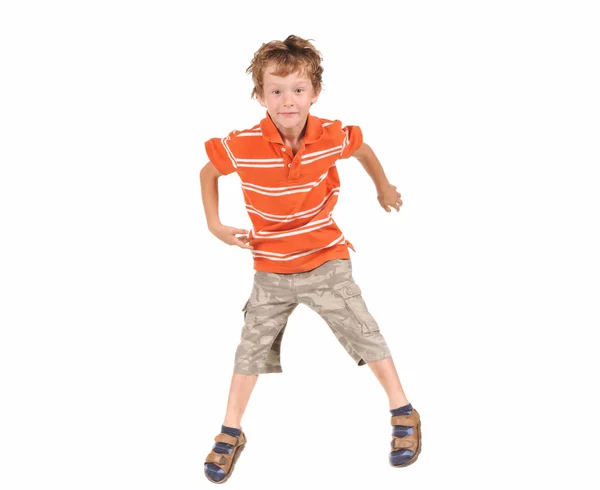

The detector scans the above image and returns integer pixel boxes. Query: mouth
[279,112,298,116]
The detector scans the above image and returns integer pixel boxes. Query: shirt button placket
[282,147,289,166]
[282,147,293,179]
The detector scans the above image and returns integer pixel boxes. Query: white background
[1,1,599,489]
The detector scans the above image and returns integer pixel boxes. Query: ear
[311,87,321,105]
[257,93,267,108]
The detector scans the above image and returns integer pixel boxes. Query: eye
[295,88,305,93]
[272,90,280,95]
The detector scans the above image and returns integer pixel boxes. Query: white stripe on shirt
[241,169,330,196]
[301,148,343,165]
[301,145,343,160]
[222,136,237,169]
[236,163,286,168]
[254,216,334,239]
[244,189,340,222]
[251,234,346,261]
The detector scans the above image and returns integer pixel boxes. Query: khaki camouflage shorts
[234,258,391,375]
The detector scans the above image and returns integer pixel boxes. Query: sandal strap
[392,434,418,451]
[205,451,230,466]
[391,410,420,427]
[214,433,238,446]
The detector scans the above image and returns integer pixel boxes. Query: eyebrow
[265,81,310,88]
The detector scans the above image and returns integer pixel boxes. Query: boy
[200,35,421,484]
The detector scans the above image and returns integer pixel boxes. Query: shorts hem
[233,365,283,375]
[358,352,392,365]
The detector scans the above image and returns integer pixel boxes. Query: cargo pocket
[333,281,380,336]
[241,298,255,332]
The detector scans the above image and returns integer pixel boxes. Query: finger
[240,236,254,249]
[234,229,248,236]
[234,238,253,249]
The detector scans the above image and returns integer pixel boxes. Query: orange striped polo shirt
[204,111,362,273]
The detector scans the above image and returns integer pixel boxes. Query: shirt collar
[259,111,324,145]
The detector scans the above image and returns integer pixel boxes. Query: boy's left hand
[377,184,403,212]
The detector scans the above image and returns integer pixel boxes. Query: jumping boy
[199,35,421,484]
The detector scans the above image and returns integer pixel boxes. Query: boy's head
[246,35,323,132]
[247,35,323,100]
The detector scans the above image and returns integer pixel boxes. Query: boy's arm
[352,143,403,213]
[199,162,253,249]
[199,161,223,231]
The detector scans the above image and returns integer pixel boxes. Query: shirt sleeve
[204,132,238,176]
[339,125,363,159]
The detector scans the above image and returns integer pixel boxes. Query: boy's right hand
[210,224,254,250]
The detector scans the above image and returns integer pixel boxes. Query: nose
[282,92,294,107]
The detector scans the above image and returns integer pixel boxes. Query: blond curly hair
[246,35,324,100]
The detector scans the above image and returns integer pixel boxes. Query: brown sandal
[390,408,422,467]
[204,432,247,484]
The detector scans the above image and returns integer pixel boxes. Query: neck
[271,115,308,148]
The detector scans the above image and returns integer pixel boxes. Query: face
[257,63,320,134]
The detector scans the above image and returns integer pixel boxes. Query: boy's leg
[222,373,259,429]
[205,271,297,483]
[295,259,392,368]
[294,258,421,467]
[366,357,409,410]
